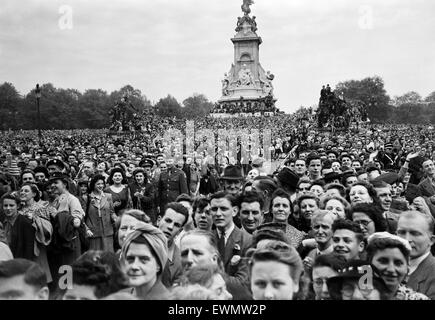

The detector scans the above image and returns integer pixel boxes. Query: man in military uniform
[46,159,78,196]
[158,158,188,217]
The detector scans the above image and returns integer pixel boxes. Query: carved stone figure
[241,0,254,16]
[222,73,230,96]
[235,15,257,33]
[237,64,254,86]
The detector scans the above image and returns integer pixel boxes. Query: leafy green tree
[392,91,422,106]
[0,82,21,130]
[155,95,182,118]
[181,93,214,119]
[335,76,391,122]
[425,91,435,103]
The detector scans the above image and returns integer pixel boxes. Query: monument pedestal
[215,7,277,116]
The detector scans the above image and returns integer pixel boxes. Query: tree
[335,76,391,123]
[392,91,422,106]
[0,82,21,130]
[155,95,182,118]
[181,94,214,119]
[78,89,111,128]
[425,91,435,103]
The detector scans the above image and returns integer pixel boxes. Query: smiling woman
[366,232,429,300]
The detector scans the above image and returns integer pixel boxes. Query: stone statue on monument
[222,73,230,96]
[259,67,274,95]
[241,0,254,16]
[237,64,254,86]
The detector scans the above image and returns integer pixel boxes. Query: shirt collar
[317,245,334,256]
[217,223,235,240]
[409,251,430,275]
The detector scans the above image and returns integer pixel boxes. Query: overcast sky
[0,0,434,113]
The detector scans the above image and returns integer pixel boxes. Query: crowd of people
[210,98,279,115]
[2,113,435,300]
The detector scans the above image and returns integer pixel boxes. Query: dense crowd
[1,115,435,300]
[210,100,279,115]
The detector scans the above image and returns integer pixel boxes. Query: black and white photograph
[1,0,435,307]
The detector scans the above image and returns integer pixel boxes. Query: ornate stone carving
[241,0,254,16]
[222,74,230,96]
[237,64,254,86]
[258,65,274,96]
[235,15,257,33]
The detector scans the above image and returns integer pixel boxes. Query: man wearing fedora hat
[220,165,244,197]
[275,167,300,203]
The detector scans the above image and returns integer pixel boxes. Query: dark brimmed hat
[220,165,244,181]
[139,158,155,168]
[48,172,69,185]
[366,165,380,173]
[33,166,49,178]
[46,159,65,170]
[373,172,399,185]
[276,167,299,190]
[324,171,342,183]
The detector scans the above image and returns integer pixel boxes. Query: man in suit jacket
[397,211,435,299]
[418,159,435,198]
[158,202,189,288]
[210,192,253,299]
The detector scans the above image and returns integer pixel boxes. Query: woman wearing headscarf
[120,221,169,300]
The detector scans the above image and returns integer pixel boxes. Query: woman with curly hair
[105,167,132,216]
[348,182,380,207]
[84,174,117,252]
[366,232,429,300]
[350,202,388,239]
[320,194,351,220]
[18,183,53,283]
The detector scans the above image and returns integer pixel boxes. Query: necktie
[218,231,226,259]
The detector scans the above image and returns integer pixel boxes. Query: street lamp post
[35,84,42,144]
